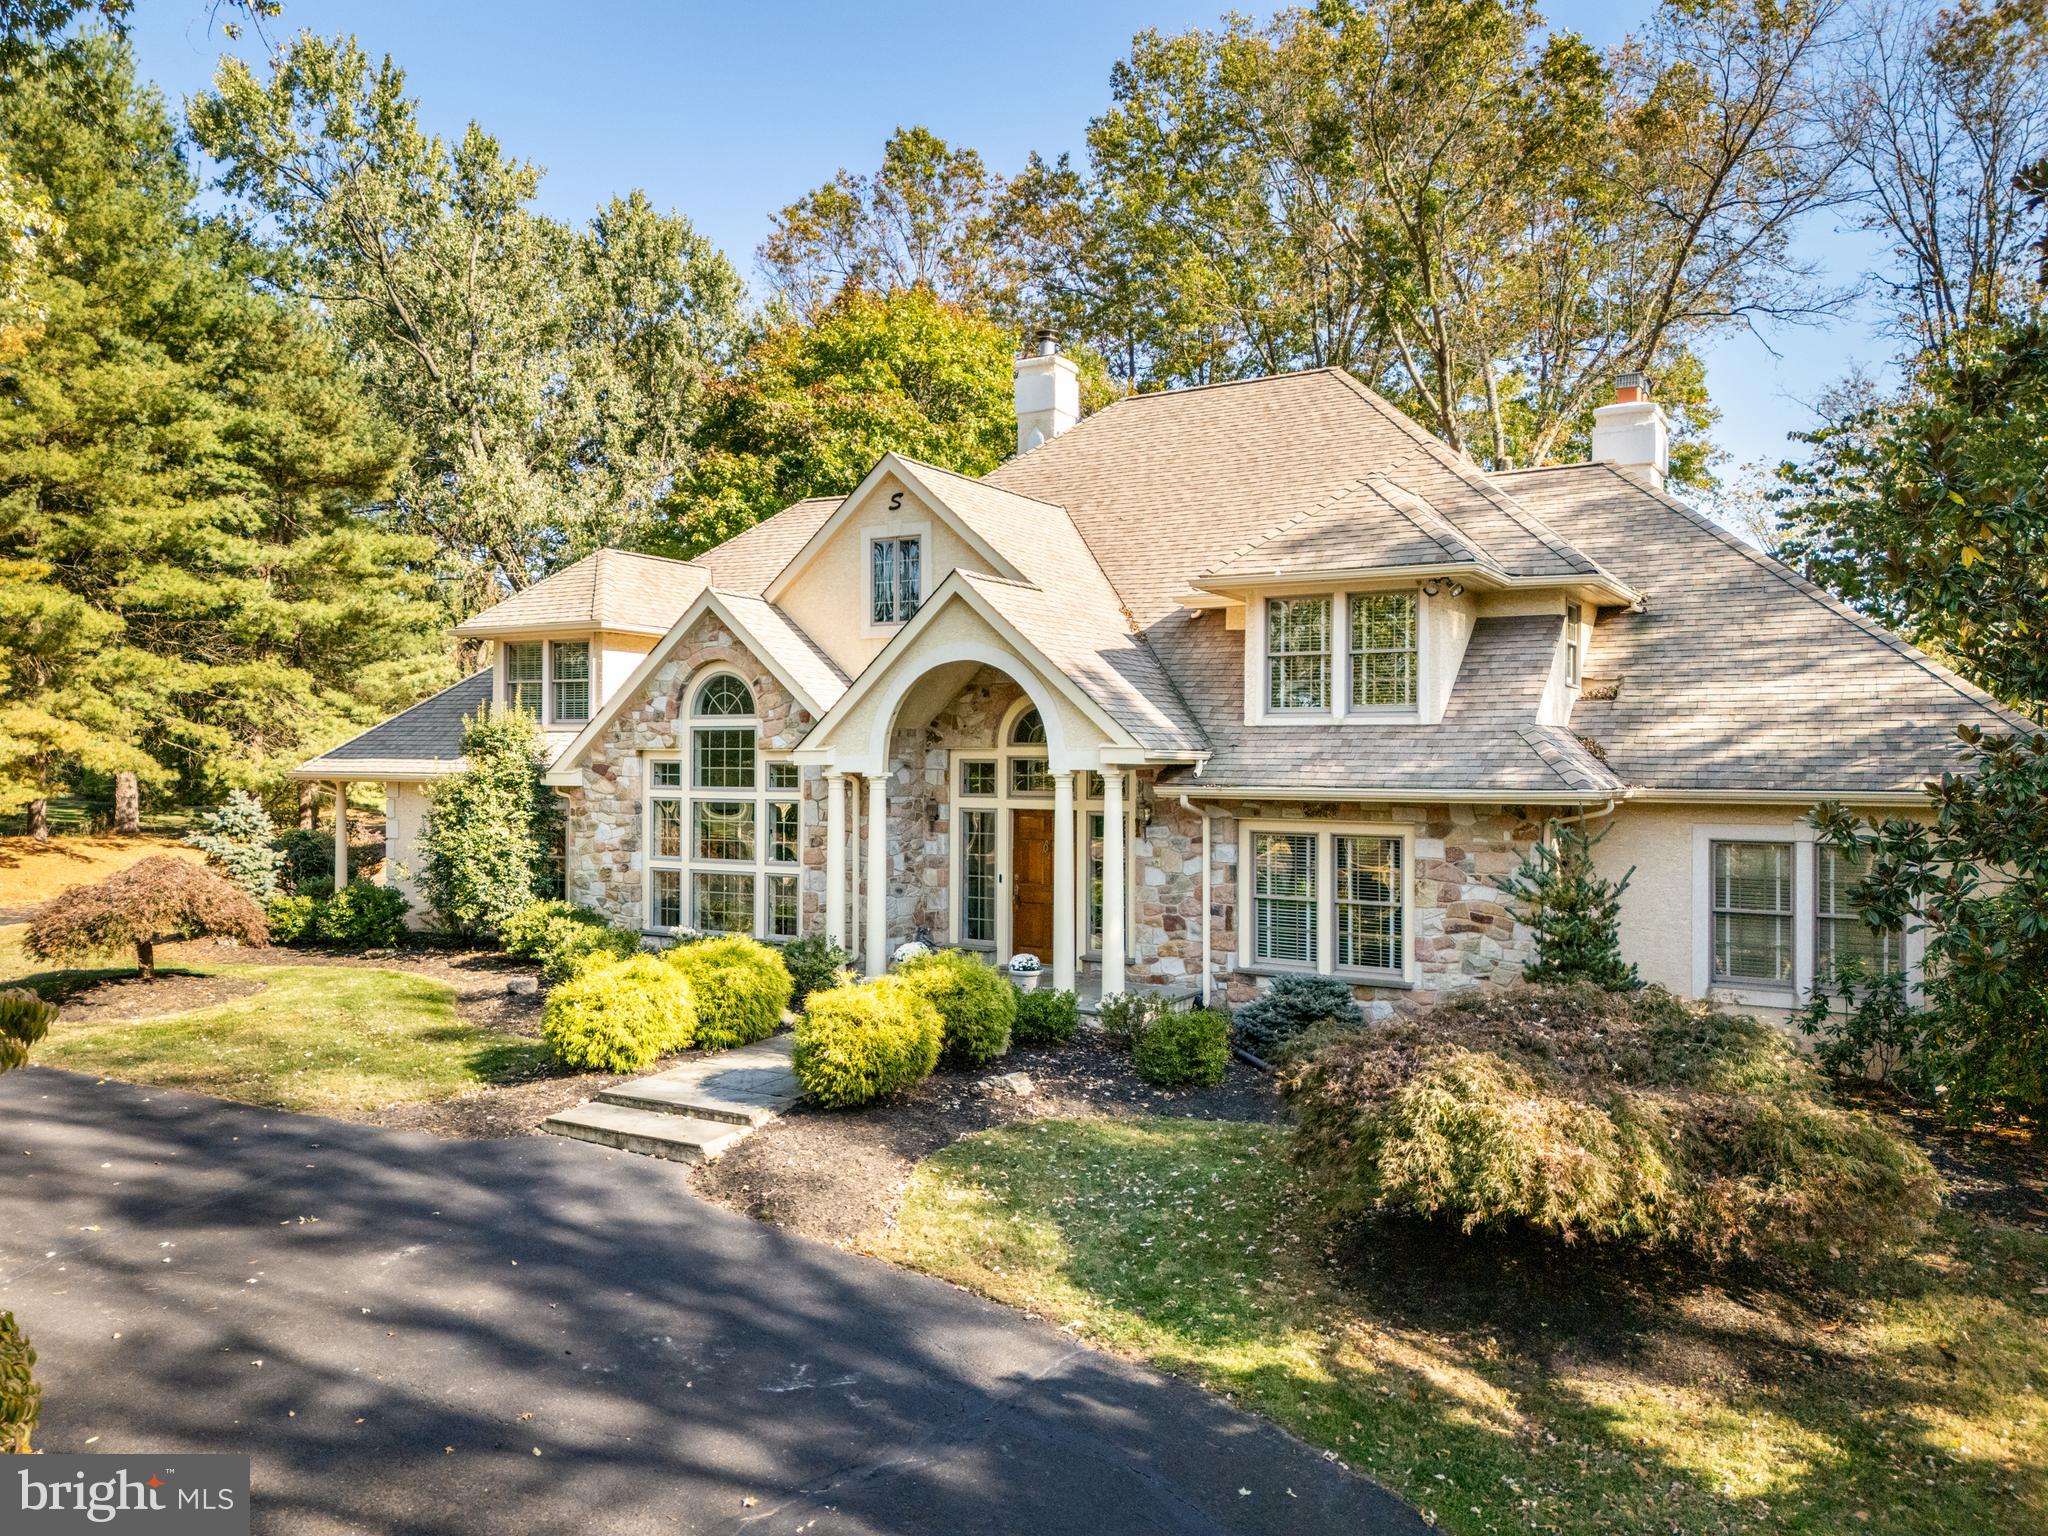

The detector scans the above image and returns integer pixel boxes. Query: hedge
[662,934,793,1050]
[792,976,943,1108]
[897,948,1015,1068]
[1280,983,1943,1267]
[1012,987,1079,1046]
[541,953,696,1072]
[1133,1007,1231,1087]
[266,882,411,949]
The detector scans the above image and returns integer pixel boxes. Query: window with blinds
[1335,834,1403,971]
[1252,831,1318,965]
[1266,597,1332,711]
[550,641,590,722]
[1816,844,1902,979]
[1712,841,1794,985]
[1348,593,1417,708]
[503,643,543,715]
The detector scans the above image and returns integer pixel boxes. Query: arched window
[1010,707,1046,745]
[645,671,800,939]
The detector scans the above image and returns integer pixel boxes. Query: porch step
[594,1033,801,1127]
[542,1101,751,1164]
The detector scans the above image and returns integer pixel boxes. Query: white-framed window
[1564,602,1583,688]
[503,642,543,715]
[644,671,802,940]
[1711,840,1794,987]
[1238,820,1412,983]
[1816,844,1903,979]
[1266,596,1332,711]
[869,535,922,625]
[551,640,591,723]
[1348,592,1417,709]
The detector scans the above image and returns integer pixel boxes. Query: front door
[1011,808,1054,961]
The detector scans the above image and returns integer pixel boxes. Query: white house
[298,350,2027,1019]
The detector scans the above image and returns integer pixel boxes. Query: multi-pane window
[1349,594,1417,709]
[870,536,922,624]
[961,809,997,943]
[960,760,997,797]
[1252,832,1318,966]
[1712,841,1794,985]
[551,641,591,722]
[1010,757,1051,794]
[1267,597,1332,711]
[1334,835,1403,971]
[646,673,802,940]
[1564,603,1583,688]
[1011,709,1047,745]
[503,643,543,715]
[1816,845,1902,979]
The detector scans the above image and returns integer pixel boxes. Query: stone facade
[562,611,817,930]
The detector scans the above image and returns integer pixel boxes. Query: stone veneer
[562,610,818,931]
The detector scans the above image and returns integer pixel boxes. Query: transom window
[503,643,543,715]
[1245,824,1409,980]
[646,672,801,939]
[1349,593,1417,709]
[870,536,922,625]
[1816,844,1903,979]
[1266,598,1332,711]
[1711,841,1793,986]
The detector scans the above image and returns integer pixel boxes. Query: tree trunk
[297,782,318,831]
[113,772,139,834]
[27,798,48,842]
[135,938,155,980]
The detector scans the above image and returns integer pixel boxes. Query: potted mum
[1007,953,1044,992]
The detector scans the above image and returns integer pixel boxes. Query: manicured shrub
[779,934,852,1010]
[500,899,639,983]
[1133,1007,1231,1087]
[183,788,286,904]
[1095,989,1173,1051]
[663,933,793,1050]
[26,855,268,978]
[272,827,333,892]
[314,881,411,947]
[419,708,558,936]
[792,976,943,1108]
[1013,987,1079,1046]
[897,948,1015,1068]
[266,893,320,945]
[541,953,696,1072]
[1232,973,1364,1059]
[1280,983,1942,1267]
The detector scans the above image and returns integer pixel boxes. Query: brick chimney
[1014,328,1080,454]
[1591,370,1669,487]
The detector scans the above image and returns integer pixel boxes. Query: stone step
[594,1035,802,1128]
[541,1101,751,1164]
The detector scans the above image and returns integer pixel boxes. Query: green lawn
[885,1118,2048,1536]
[29,964,550,1113]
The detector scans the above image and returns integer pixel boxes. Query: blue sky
[129,0,1892,476]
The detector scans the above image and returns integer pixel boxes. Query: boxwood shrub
[1013,987,1079,1046]
[1233,973,1364,1058]
[1280,983,1943,1267]
[897,948,1015,1067]
[778,934,852,1010]
[541,953,696,1072]
[663,933,793,1050]
[266,883,410,948]
[792,976,943,1108]
[501,899,640,982]
[1133,1007,1231,1087]
[265,893,320,945]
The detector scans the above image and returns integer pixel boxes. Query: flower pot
[1013,971,1043,993]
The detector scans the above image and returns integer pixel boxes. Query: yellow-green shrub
[500,898,640,982]
[1133,1007,1231,1087]
[792,976,943,1108]
[541,953,696,1072]
[897,948,1014,1067]
[662,933,793,1050]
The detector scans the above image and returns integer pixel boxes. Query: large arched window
[645,671,801,939]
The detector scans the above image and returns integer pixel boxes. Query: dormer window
[870,536,922,625]
[1564,602,1583,687]
[1266,597,1332,711]
[504,643,543,715]
[551,640,591,723]
[1349,592,1417,709]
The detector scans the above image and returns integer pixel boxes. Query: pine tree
[1504,820,1643,992]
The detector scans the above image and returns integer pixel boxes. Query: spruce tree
[1503,820,1643,992]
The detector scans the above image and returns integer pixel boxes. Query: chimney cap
[1613,370,1651,403]
[1031,326,1059,356]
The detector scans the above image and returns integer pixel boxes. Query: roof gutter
[1171,783,1615,806]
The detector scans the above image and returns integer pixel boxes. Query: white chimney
[1014,328,1080,454]
[1590,371,1668,487]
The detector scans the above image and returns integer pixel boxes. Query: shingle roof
[453,549,707,638]
[1498,462,2036,795]
[295,671,492,778]
[1160,614,1621,795]
[1204,474,1507,581]
[689,496,842,593]
[714,590,849,713]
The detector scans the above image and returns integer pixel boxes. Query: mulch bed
[690,1040,1278,1248]
[1835,1079,2047,1232]
[38,969,268,1024]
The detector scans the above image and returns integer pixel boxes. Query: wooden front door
[1011,808,1055,961]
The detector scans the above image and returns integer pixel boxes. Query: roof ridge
[1605,462,2033,730]
[1366,473,1498,569]
[908,457,1071,512]
[1207,478,1370,573]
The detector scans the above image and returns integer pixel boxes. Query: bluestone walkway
[0,1066,1427,1536]
[545,1033,804,1161]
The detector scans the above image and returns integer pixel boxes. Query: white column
[825,771,847,949]
[1101,768,1125,996]
[1052,771,1077,993]
[332,781,349,889]
[864,773,889,977]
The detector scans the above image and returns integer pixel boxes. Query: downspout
[1179,794,1219,1010]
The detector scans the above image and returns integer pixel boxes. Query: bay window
[645,673,802,939]
[1243,823,1409,981]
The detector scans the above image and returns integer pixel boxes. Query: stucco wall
[382,781,435,928]
[561,610,818,931]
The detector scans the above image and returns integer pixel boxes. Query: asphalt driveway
[0,1068,1424,1535]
